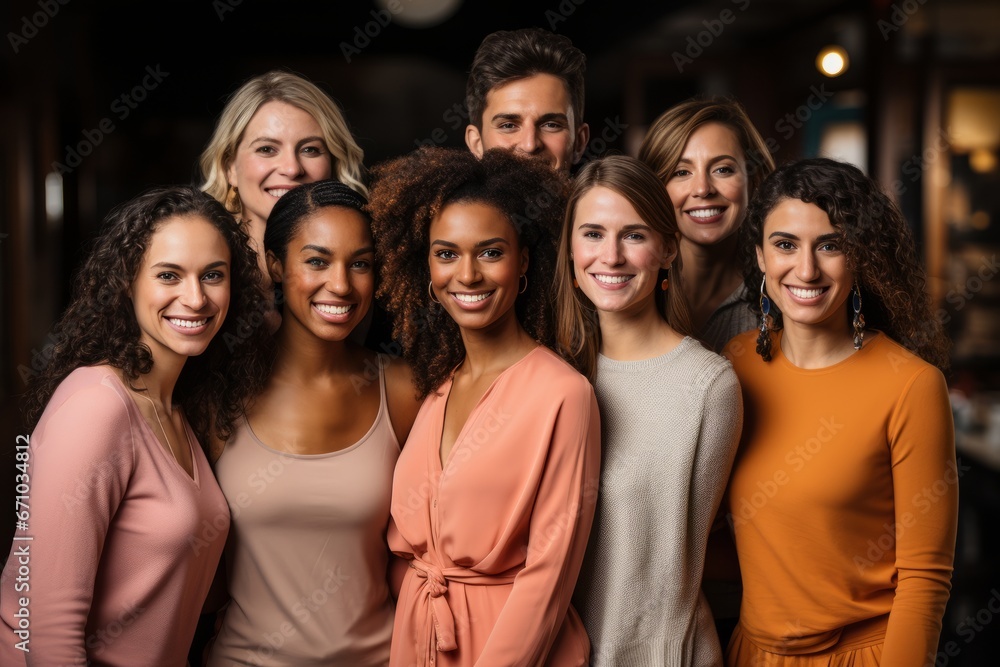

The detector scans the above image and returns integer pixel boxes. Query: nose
[516,127,540,155]
[599,238,624,266]
[180,278,208,310]
[795,251,820,282]
[457,255,481,285]
[692,169,716,197]
[277,149,305,178]
[326,264,351,295]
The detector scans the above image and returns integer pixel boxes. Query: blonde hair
[638,96,774,199]
[556,155,693,380]
[199,70,367,214]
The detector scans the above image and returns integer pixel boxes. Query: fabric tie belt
[408,556,518,665]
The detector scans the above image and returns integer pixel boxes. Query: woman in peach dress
[368,147,601,667]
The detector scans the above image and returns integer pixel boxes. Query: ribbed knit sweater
[574,337,743,667]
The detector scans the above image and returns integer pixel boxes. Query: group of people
[1,25,956,667]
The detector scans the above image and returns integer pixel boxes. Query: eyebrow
[768,232,841,242]
[578,223,652,232]
[430,237,510,248]
[152,261,228,271]
[249,135,325,145]
[298,244,375,256]
[490,112,569,125]
[676,154,740,164]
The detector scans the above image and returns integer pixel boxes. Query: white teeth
[315,304,353,314]
[788,287,825,299]
[688,208,724,218]
[267,188,291,198]
[593,274,632,284]
[454,292,492,303]
[169,318,207,328]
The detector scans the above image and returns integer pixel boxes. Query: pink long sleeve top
[0,365,229,666]
[388,346,601,667]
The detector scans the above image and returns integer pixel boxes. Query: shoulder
[518,346,595,399]
[34,366,136,458]
[42,366,133,425]
[675,338,739,387]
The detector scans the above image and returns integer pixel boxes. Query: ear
[465,124,485,158]
[755,245,766,273]
[225,159,237,189]
[571,122,591,164]
[519,245,529,276]
[661,231,679,269]
[266,250,284,284]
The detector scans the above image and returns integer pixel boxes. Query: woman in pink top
[0,186,268,666]
[369,147,602,667]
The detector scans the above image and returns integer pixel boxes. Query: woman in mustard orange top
[723,158,956,666]
[369,147,601,666]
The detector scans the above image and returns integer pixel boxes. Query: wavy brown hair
[22,187,271,444]
[740,158,950,369]
[556,155,694,380]
[638,95,775,197]
[368,147,568,398]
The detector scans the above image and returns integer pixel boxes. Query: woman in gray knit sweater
[556,155,743,666]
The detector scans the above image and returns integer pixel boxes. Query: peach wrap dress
[388,346,601,667]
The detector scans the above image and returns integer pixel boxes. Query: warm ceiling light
[817,46,849,77]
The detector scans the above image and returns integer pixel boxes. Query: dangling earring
[572,277,579,289]
[661,265,671,291]
[756,275,773,361]
[518,274,528,294]
[852,282,865,350]
[427,281,440,304]
[226,184,242,215]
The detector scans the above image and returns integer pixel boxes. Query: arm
[475,380,601,667]
[880,366,957,666]
[693,366,743,581]
[23,382,133,665]
[384,358,422,446]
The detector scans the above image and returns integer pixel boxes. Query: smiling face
[428,201,527,334]
[131,215,231,363]
[756,198,854,335]
[267,207,374,341]
[665,122,749,247]
[226,100,334,228]
[570,186,675,319]
[465,73,589,174]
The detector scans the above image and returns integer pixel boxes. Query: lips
[684,206,726,224]
[165,316,212,334]
[591,273,634,288]
[786,286,828,299]
[449,290,495,309]
[312,302,355,322]
[265,185,299,199]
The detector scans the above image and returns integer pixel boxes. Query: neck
[778,320,856,369]
[273,314,359,379]
[678,235,742,297]
[138,353,185,413]
[598,297,682,360]
[457,310,536,379]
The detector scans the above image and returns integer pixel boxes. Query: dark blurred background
[2,0,998,663]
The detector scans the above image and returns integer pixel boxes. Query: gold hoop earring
[427,281,440,304]
[518,274,528,294]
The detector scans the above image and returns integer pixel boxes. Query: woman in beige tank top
[205,180,421,666]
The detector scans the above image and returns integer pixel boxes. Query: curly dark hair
[740,158,950,369]
[368,147,568,398]
[466,27,586,131]
[22,186,271,445]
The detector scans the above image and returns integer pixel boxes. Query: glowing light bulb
[817,46,849,77]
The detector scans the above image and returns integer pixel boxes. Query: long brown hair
[556,155,693,379]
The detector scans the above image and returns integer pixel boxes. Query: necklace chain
[138,377,175,458]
